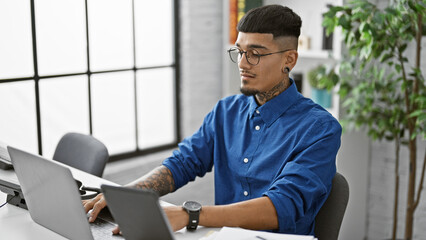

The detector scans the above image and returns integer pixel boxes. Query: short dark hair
[237,5,302,38]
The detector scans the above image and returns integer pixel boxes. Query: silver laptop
[101,184,176,240]
[0,140,13,170]
[8,146,122,240]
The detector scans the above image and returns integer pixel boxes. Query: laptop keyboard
[90,217,124,239]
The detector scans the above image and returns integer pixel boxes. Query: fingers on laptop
[112,226,121,235]
[82,193,106,222]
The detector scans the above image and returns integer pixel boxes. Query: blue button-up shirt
[163,81,342,235]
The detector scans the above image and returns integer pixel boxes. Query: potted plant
[307,64,338,109]
[322,0,425,239]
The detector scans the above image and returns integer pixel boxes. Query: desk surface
[0,168,217,240]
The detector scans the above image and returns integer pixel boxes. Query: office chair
[314,172,349,240]
[52,132,109,177]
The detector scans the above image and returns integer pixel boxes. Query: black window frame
[0,0,181,161]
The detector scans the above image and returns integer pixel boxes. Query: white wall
[337,130,370,240]
[179,0,223,138]
[367,139,426,239]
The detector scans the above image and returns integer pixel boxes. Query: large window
[0,0,179,160]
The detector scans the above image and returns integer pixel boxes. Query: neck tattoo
[256,79,290,106]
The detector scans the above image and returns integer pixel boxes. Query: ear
[282,50,298,72]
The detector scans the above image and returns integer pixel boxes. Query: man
[84,5,342,236]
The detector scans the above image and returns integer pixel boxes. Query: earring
[284,67,290,73]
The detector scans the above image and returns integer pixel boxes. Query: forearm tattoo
[133,166,175,196]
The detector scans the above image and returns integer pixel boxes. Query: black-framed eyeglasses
[227,47,292,66]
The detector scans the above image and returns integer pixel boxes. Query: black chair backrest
[314,172,349,240]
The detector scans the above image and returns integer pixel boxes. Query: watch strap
[186,210,200,230]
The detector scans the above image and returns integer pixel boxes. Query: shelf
[298,50,332,59]
[298,49,340,60]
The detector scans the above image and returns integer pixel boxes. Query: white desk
[0,168,216,240]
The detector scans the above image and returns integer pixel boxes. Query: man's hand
[82,193,107,222]
[83,193,122,236]
[163,205,189,232]
[83,196,188,234]
[112,226,121,235]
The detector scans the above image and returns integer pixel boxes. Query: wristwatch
[182,200,202,230]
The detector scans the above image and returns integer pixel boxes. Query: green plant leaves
[322,0,426,142]
[307,65,339,91]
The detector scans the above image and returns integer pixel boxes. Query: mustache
[239,70,256,77]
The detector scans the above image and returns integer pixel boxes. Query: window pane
[88,0,133,71]
[134,0,174,67]
[0,81,38,153]
[0,0,34,79]
[39,76,90,158]
[34,0,87,76]
[91,71,136,154]
[137,68,175,149]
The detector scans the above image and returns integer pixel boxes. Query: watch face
[183,201,202,211]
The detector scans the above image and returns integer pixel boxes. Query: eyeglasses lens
[228,48,259,65]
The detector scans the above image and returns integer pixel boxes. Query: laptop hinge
[0,184,27,209]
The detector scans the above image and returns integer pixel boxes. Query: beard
[240,87,260,96]
[240,79,260,96]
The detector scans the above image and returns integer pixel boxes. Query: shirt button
[243,158,249,163]
[256,110,260,114]
[255,125,260,131]
[243,191,249,196]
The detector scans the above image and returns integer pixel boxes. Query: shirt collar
[248,78,301,127]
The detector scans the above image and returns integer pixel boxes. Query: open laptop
[7,146,122,240]
[0,140,13,170]
[101,184,175,240]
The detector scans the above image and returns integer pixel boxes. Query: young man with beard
[84,4,342,236]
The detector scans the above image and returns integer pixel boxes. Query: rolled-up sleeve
[163,110,216,190]
[264,119,341,234]
[265,163,328,233]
